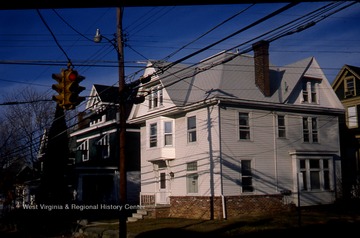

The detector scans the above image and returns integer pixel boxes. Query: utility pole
[116,7,127,238]
[94,7,127,237]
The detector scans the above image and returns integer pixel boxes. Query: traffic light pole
[116,7,127,238]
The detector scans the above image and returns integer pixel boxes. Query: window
[302,79,319,103]
[345,77,355,97]
[241,160,254,192]
[278,115,286,138]
[187,161,197,171]
[77,140,89,161]
[347,106,358,128]
[164,121,173,146]
[302,81,309,102]
[96,134,110,159]
[148,86,163,109]
[187,116,197,143]
[299,159,331,191]
[311,117,318,143]
[186,161,198,193]
[303,117,310,142]
[303,117,318,143]
[160,172,166,189]
[150,123,157,147]
[239,112,250,140]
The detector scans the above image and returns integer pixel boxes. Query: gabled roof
[347,65,360,78]
[93,84,119,103]
[86,84,119,110]
[129,51,343,123]
[156,52,317,105]
[332,64,360,91]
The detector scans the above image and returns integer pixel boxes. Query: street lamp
[93,29,102,43]
[93,7,127,238]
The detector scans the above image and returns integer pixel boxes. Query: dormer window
[345,76,355,98]
[302,78,319,104]
[148,85,163,109]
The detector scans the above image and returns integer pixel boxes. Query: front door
[158,171,169,204]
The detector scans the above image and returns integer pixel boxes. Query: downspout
[218,100,227,219]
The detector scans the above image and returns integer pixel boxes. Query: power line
[161,4,255,62]
[36,9,72,65]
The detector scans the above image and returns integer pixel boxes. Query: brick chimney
[252,40,270,97]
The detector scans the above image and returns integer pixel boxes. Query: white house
[127,41,344,219]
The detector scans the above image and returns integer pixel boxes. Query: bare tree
[0,87,54,168]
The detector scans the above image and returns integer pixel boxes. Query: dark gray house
[69,84,140,205]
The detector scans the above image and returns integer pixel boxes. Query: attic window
[302,78,319,104]
[345,76,355,97]
[148,86,163,109]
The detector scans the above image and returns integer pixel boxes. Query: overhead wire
[36,9,72,66]
[1,3,356,163]
[161,4,255,62]
[147,1,355,92]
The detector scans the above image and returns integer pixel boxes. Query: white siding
[170,106,221,197]
[220,106,341,205]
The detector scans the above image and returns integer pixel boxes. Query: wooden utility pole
[116,7,127,238]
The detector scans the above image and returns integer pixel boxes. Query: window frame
[187,116,197,143]
[299,158,332,191]
[149,123,158,148]
[277,115,286,138]
[148,85,163,110]
[164,121,173,146]
[186,161,198,194]
[302,117,319,143]
[239,112,251,140]
[301,78,319,104]
[77,139,89,162]
[344,76,356,97]
[241,160,254,193]
[96,133,110,159]
[347,106,358,128]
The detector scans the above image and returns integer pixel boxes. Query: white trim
[70,119,117,136]
[75,128,117,143]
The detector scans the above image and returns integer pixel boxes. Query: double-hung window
[303,117,318,143]
[148,86,163,109]
[345,77,355,97]
[277,115,286,138]
[187,116,197,143]
[150,123,157,148]
[164,121,173,146]
[347,106,358,128]
[311,117,318,143]
[241,160,254,192]
[239,112,250,140]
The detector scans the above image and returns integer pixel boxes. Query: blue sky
[0,2,359,106]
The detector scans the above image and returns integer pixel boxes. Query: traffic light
[51,69,66,108]
[63,69,86,110]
